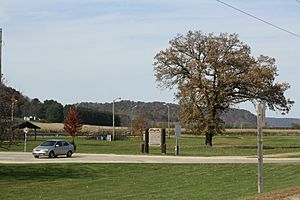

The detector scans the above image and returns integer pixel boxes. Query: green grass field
[1,135,300,199]
[0,163,300,200]
[1,135,300,157]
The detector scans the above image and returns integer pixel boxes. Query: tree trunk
[205,132,213,146]
[71,136,76,151]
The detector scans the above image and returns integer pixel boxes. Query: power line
[216,0,300,38]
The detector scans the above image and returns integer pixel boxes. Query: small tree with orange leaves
[132,114,149,141]
[64,107,82,146]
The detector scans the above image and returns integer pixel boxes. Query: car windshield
[40,141,56,146]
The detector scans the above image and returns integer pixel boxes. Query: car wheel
[49,151,55,158]
[66,151,72,157]
[34,155,39,158]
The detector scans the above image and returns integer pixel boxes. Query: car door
[55,141,63,155]
[62,141,70,155]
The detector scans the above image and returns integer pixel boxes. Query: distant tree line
[64,105,120,126]
[78,100,180,126]
[0,83,120,126]
[0,81,13,142]
[25,100,120,126]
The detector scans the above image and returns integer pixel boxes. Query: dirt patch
[264,152,300,158]
[285,194,300,200]
[245,187,300,200]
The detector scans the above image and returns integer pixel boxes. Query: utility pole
[131,105,137,135]
[0,28,2,83]
[257,102,265,193]
[11,95,17,121]
[112,97,121,141]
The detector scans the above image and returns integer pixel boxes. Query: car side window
[63,142,69,146]
[56,141,63,147]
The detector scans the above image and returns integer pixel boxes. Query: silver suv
[32,140,75,158]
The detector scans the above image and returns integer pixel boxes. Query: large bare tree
[154,31,293,146]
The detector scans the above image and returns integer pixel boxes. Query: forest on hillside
[78,101,257,128]
[4,82,297,128]
[0,83,120,126]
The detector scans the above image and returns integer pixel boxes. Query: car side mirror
[55,144,59,147]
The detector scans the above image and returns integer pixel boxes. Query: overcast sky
[1,0,300,118]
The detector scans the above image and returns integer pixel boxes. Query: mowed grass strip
[2,135,300,157]
[0,164,300,200]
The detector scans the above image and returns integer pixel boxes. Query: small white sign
[107,135,112,141]
[175,123,181,137]
[23,127,29,133]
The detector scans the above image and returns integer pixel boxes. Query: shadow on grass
[0,164,91,181]
[79,143,104,147]
[234,145,300,149]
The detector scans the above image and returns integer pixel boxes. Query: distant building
[23,116,40,121]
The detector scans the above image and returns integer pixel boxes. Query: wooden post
[34,128,37,141]
[145,130,149,154]
[161,129,166,154]
[257,102,265,193]
[112,100,115,141]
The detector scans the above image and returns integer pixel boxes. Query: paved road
[1,152,300,164]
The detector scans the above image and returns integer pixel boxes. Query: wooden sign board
[148,128,162,146]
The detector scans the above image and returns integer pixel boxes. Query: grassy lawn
[1,135,299,199]
[1,135,300,157]
[0,163,300,200]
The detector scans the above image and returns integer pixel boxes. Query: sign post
[257,102,265,193]
[175,123,181,156]
[23,127,29,152]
